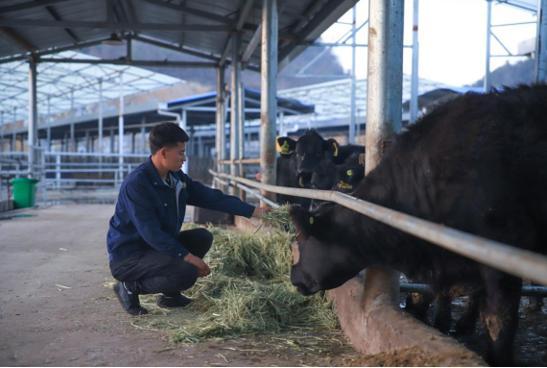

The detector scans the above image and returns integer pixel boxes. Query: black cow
[310,151,365,192]
[276,129,364,188]
[275,153,310,207]
[279,133,478,332]
[288,85,547,365]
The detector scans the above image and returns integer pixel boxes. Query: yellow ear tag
[281,140,290,153]
[346,169,353,177]
[276,140,290,154]
[332,142,339,157]
[337,181,353,190]
[309,216,314,225]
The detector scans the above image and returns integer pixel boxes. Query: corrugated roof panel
[0,0,354,69]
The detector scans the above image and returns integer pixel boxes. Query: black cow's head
[288,203,366,295]
[276,130,340,188]
[334,156,365,192]
[311,152,365,192]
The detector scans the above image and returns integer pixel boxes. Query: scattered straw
[169,223,338,343]
[118,206,342,352]
[261,204,296,234]
[123,209,339,344]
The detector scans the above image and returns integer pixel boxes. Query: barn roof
[0,0,356,69]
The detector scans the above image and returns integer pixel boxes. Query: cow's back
[357,85,547,254]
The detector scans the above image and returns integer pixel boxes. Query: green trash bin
[10,177,39,209]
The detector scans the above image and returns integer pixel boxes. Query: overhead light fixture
[103,33,124,46]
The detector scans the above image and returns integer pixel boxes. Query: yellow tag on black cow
[337,181,353,190]
[276,139,291,154]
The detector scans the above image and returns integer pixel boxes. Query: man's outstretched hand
[252,206,271,219]
[184,253,211,277]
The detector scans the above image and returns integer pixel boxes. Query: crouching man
[106,122,268,315]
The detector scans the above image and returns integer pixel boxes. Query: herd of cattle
[266,84,547,365]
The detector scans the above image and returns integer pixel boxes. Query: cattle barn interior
[0,0,546,366]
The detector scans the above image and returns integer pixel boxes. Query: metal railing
[0,150,149,190]
[209,169,547,286]
[218,158,261,165]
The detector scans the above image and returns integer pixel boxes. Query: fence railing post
[55,154,61,189]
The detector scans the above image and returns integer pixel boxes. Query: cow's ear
[289,205,313,237]
[325,138,340,158]
[276,137,296,156]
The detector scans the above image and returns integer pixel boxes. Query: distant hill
[472,58,536,88]
[81,39,349,91]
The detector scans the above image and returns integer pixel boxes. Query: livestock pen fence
[209,168,547,291]
[0,150,218,204]
[0,149,149,204]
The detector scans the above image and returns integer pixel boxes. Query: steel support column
[215,67,226,176]
[259,0,278,201]
[85,130,90,152]
[46,96,51,150]
[98,78,103,153]
[536,0,547,82]
[27,56,38,176]
[238,84,245,179]
[278,111,285,136]
[70,123,75,151]
[118,72,124,183]
[230,33,242,195]
[349,4,357,143]
[484,0,492,92]
[364,0,405,307]
[110,128,115,153]
[0,111,3,152]
[181,109,188,173]
[410,0,420,124]
[140,116,146,153]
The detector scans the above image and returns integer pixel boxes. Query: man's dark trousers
[109,228,213,295]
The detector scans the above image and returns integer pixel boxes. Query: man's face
[161,142,186,171]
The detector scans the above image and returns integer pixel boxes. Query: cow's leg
[480,268,521,366]
[454,291,481,336]
[432,292,452,334]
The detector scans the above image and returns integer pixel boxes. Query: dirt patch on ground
[343,347,482,367]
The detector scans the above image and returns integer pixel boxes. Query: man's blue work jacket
[107,157,255,262]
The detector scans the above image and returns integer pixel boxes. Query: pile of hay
[131,206,338,343]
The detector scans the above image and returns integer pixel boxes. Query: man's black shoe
[156,293,192,308]
[113,282,148,316]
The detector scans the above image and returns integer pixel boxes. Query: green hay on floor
[170,224,338,343]
[130,212,339,343]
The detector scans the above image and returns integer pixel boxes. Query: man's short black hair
[149,122,189,154]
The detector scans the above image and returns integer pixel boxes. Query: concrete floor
[0,204,240,366]
[0,204,185,366]
[0,204,361,367]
